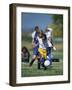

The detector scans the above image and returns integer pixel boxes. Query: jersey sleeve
[32,31,35,39]
[47,32,52,38]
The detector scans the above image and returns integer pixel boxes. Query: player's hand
[53,46,56,51]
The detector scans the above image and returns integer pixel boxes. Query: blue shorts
[46,47,51,56]
[33,46,38,56]
[46,47,52,65]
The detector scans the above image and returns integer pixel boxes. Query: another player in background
[45,27,56,65]
[29,26,40,69]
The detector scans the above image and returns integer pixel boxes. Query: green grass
[21,61,63,77]
[52,51,63,59]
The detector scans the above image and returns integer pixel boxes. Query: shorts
[46,47,51,55]
[38,48,47,59]
[33,46,38,56]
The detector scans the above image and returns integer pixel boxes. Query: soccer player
[45,27,56,65]
[29,26,40,69]
[37,31,47,70]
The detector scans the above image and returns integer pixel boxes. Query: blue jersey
[32,31,39,55]
[32,31,39,46]
[34,32,38,44]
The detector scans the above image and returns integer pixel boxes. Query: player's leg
[29,55,36,66]
[39,49,44,64]
[40,50,47,70]
[48,47,52,65]
[47,47,52,65]
[29,46,38,66]
[37,57,41,69]
[43,49,47,70]
[38,48,44,67]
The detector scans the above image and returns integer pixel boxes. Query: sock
[40,58,44,67]
[29,59,35,66]
[37,59,40,69]
[40,58,44,63]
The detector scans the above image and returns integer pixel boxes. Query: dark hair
[22,46,28,52]
[34,26,39,30]
[22,46,30,56]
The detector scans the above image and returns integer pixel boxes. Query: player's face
[23,48,26,53]
[39,32,43,38]
[36,28,39,33]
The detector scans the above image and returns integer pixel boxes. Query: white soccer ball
[44,60,50,67]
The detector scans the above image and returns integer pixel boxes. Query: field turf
[21,60,63,77]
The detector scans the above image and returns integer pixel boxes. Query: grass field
[21,33,63,77]
[21,60,63,77]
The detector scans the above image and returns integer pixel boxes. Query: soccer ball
[44,60,50,67]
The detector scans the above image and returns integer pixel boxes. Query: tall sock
[40,58,44,63]
[40,58,44,67]
[29,59,35,66]
[37,59,40,69]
